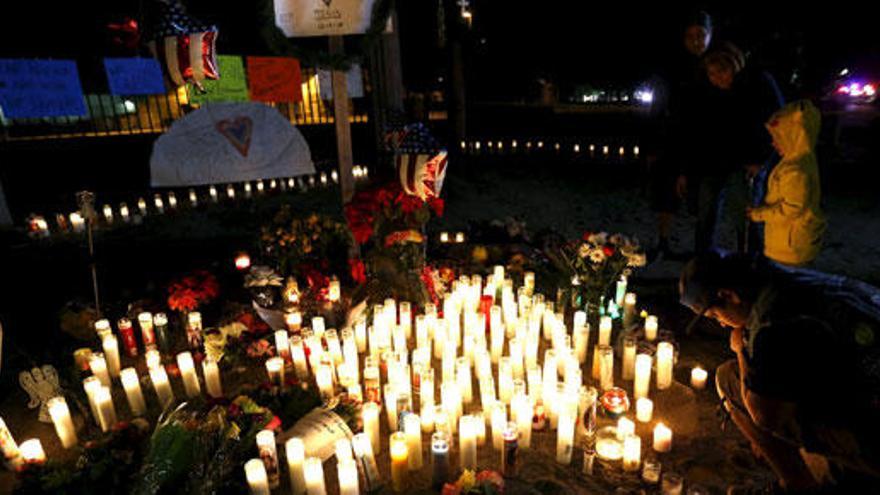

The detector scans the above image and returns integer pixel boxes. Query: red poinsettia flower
[603,245,615,257]
[349,258,367,285]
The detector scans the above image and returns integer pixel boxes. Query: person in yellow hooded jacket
[748,100,826,266]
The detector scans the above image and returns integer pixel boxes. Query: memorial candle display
[244,458,270,495]
[255,430,280,488]
[634,353,652,400]
[656,342,674,390]
[48,397,77,448]
[177,352,202,398]
[203,359,223,398]
[390,432,409,492]
[654,422,673,452]
[150,365,175,408]
[120,368,147,417]
[102,334,122,378]
[285,438,307,495]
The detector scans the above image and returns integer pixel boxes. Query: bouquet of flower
[203,310,273,366]
[167,270,220,313]
[547,232,646,310]
[442,470,504,495]
[261,211,353,279]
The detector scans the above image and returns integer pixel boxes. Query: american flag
[146,1,219,88]
[383,120,442,154]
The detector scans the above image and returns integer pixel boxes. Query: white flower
[589,248,607,263]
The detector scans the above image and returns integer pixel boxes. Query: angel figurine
[19,365,62,423]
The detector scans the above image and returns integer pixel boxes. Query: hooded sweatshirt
[750,100,826,265]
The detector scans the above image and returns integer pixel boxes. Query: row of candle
[459,139,641,158]
[27,167,370,237]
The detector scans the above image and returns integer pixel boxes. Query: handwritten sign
[247,57,302,103]
[274,0,378,37]
[0,59,87,118]
[103,58,166,95]
[188,55,249,104]
[318,64,364,99]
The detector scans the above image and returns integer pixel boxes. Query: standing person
[695,42,784,254]
[646,10,713,260]
[679,253,880,493]
[748,100,826,266]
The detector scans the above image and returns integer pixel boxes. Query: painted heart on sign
[216,116,253,157]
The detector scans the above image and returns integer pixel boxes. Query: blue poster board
[0,59,87,118]
[104,58,166,95]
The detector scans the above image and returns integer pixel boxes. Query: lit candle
[634,353,652,400]
[312,316,325,340]
[573,322,589,364]
[168,192,177,209]
[404,413,423,470]
[514,394,533,449]
[285,438,307,495]
[153,194,165,213]
[556,396,577,465]
[189,189,198,206]
[0,418,21,468]
[337,458,359,495]
[691,366,708,390]
[363,401,380,454]
[431,431,450,488]
[203,359,223,398]
[48,397,77,448]
[316,363,334,400]
[186,312,203,350]
[117,317,139,357]
[623,336,637,381]
[94,318,112,340]
[645,315,659,342]
[150,365,175,409]
[459,415,478,471]
[623,434,641,472]
[390,432,409,492]
[456,358,473,405]
[599,316,612,346]
[598,345,614,391]
[209,185,218,202]
[352,433,382,493]
[275,330,291,363]
[226,184,235,199]
[82,376,102,426]
[291,335,309,381]
[596,426,623,460]
[656,342,674,390]
[256,430,280,488]
[95,386,117,432]
[455,232,465,244]
[355,319,367,353]
[328,278,341,303]
[440,232,449,244]
[617,417,635,440]
[653,422,673,452]
[102,334,121,378]
[176,352,201,398]
[153,313,170,354]
[102,204,114,224]
[89,352,111,387]
[636,398,654,423]
[138,312,156,351]
[304,457,327,495]
[244,182,253,197]
[623,293,637,328]
[70,211,85,233]
[244,458,270,495]
[120,368,147,416]
[19,439,46,465]
[266,357,285,391]
[137,198,148,216]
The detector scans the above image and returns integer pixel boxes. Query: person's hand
[729,326,745,354]
[745,164,761,179]
[675,175,687,199]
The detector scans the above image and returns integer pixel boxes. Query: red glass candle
[117,318,139,357]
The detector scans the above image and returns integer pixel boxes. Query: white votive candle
[636,398,654,423]
[244,458,270,495]
[623,293,637,328]
[337,458,359,495]
[459,415,478,471]
[617,417,635,440]
[691,366,708,390]
[203,359,223,398]
[19,439,46,465]
[634,353,652,400]
[266,357,285,389]
[82,376,102,425]
[653,422,673,452]
[363,401,381,454]
[120,368,147,417]
[656,342,674,390]
[149,365,175,409]
[623,434,642,472]
[48,397,77,448]
[599,316,613,346]
[404,413,423,470]
[102,334,121,378]
[89,352,111,387]
[95,386,117,432]
[177,352,201,398]
[304,457,327,495]
[286,438,307,495]
[645,315,659,341]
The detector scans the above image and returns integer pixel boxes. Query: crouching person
[680,253,880,492]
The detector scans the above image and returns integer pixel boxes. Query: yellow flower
[459,470,476,491]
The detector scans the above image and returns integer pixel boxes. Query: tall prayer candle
[95,386,117,432]
[102,335,121,378]
[244,458,270,495]
[459,415,478,471]
[0,417,21,468]
[490,402,507,450]
[138,312,156,350]
[89,352,111,387]
[120,368,146,416]
[291,335,309,381]
[303,457,327,495]
[94,318,112,340]
[350,434,380,493]
[48,397,77,448]
[615,277,628,306]
[150,366,175,408]
[514,394,533,449]
[636,398,654,423]
[363,401,380,454]
[203,359,223,398]
[82,376,102,426]
[117,317,138,357]
[634,353,652,400]
[316,364,334,400]
[19,439,46,465]
[153,313,170,353]
[645,315,659,341]
[574,323,589,364]
[285,438,307,495]
[457,358,473,405]
[556,397,577,464]
[390,432,409,492]
[186,312,203,350]
[656,342,674,390]
[275,330,291,363]
[431,431,450,488]
[256,430,280,488]
[312,317,325,339]
[404,413,423,470]
[691,367,708,390]
[623,293,637,328]
[623,336,637,381]
[177,352,201,398]
[337,459,359,495]
[623,434,641,472]
[599,316,612,346]
[653,422,673,452]
[598,345,614,391]
[266,357,285,390]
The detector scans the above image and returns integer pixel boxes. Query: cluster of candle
[238,266,698,494]
[25,168,370,239]
[459,139,640,159]
[438,231,467,244]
